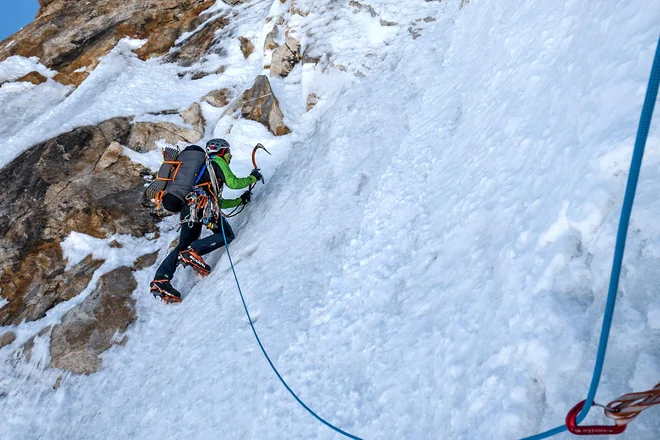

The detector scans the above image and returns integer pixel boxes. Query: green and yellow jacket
[196,155,257,209]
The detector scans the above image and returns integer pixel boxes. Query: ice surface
[1,0,659,439]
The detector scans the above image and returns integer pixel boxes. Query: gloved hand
[250,168,263,182]
[240,191,251,205]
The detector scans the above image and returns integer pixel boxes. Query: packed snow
[1,0,660,439]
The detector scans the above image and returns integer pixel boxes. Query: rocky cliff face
[0,0,217,87]
[0,117,157,326]
[0,0,295,374]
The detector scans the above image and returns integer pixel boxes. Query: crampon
[150,279,182,304]
[178,248,211,277]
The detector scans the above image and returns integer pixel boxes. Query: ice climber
[150,138,263,303]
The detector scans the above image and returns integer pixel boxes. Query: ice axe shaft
[251,143,271,185]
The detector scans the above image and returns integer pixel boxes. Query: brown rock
[180,102,206,136]
[241,75,290,136]
[0,117,160,326]
[1,0,218,87]
[0,332,16,349]
[306,93,319,112]
[132,251,159,271]
[238,37,254,59]
[147,109,179,116]
[190,71,211,80]
[133,28,180,61]
[291,8,309,17]
[127,121,201,153]
[349,1,378,17]
[264,27,279,51]
[166,15,230,67]
[270,36,301,78]
[94,141,123,172]
[16,71,48,85]
[1,254,104,326]
[201,88,231,108]
[50,267,137,375]
[302,53,322,64]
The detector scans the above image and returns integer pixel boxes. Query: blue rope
[522,34,660,440]
[219,218,364,440]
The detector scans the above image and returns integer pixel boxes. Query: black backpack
[145,145,207,213]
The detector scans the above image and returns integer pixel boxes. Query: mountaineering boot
[178,247,211,277]
[150,279,182,304]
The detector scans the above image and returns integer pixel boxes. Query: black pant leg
[154,205,202,280]
[190,217,235,256]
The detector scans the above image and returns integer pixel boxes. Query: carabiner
[565,400,627,435]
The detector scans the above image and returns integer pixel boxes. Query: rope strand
[219,219,364,440]
[522,33,660,440]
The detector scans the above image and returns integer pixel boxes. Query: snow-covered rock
[180,102,206,136]
[241,75,290,136]
[270,36,301,78]
[202,88,232,107]
[0,0,220,87]
[50,266,137,375]
[0,117,159,328]
[127,121,202,152]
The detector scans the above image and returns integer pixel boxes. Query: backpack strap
[206,156,221,196]
[194,163,207,185]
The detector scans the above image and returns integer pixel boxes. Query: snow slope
[1,0,660,439]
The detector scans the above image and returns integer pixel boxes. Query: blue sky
[0,0,39,41]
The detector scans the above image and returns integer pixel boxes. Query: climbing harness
[523,34,660,440]
[179,143,269,225]
[182,185,221,228]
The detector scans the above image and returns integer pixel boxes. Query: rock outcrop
[0,117,161,326]
[181,102,206,136]
[0,332,16,349]
[0,0,218,87]
[202,88,232,108]
[241,75,291,136]
[5,254,104,326]
[264,27,279,51]
[0,0,297,377]
[238,37,255,59]
[50,266,137,375]
[127,121,202,152]
[165,15,230,67]
[16,71,48,85]
[270,36,301,78]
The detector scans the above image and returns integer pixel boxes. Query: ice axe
[224,143,270,218]
[250,143,271,188]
